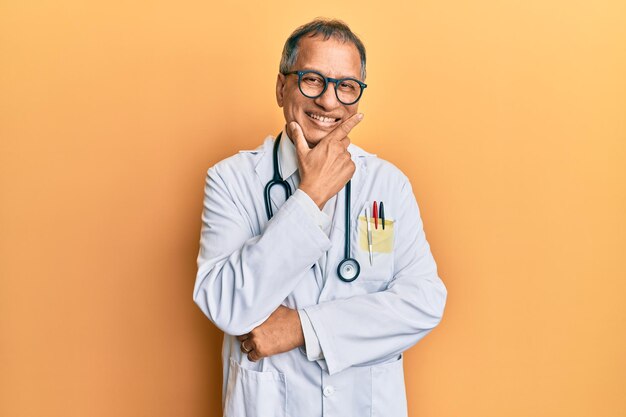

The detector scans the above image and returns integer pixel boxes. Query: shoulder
[349,142,410,186]
[207,135,273,179]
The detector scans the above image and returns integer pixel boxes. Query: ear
[275,73,286,107]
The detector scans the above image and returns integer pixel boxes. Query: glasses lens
[336,79,362,104]
[299,72,326,97]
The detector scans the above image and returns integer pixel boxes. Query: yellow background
[1,1,625,416]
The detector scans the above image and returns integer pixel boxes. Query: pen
[365,206,373,266]
[379,201,385,230]
[373,201,378,229]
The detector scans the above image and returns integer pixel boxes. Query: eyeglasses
[284,70,367,105]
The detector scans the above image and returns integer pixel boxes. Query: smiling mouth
[306,112,340,125]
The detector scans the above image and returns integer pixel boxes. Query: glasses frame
[284,70,367,105]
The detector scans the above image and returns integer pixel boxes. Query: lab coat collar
[278,130,298,181]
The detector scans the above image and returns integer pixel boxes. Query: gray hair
[279,18,367,80]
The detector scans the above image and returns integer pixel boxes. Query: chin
[301,129,326,146]
[301,121,331,141]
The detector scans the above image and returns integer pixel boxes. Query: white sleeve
[292,188,331,233]
[193,166,332,336]
[297,309,324,360]
[302,177,447,375]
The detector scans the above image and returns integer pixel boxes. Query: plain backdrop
[1,1,625,416]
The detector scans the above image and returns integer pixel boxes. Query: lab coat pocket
[224,358,287,417]
[358,215,394,253]
[371,354,407,417]
[356,215,395,282]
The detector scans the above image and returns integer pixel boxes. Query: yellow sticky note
[358,215,394,253]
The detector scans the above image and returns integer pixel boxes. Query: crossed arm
[231,174,446,373]
[194,115,446,374]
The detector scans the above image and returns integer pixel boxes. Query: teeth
[308,113,336,123]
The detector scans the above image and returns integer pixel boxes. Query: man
[194,18,447,417]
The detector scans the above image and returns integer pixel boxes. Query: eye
[302,74,324,85]
[338,80,358,91]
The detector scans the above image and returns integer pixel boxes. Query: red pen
[373,201,378,229]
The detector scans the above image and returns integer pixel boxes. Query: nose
[313,81,341,110]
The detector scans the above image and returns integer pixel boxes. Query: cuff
[297,309,324,361]
[293,189,332,233]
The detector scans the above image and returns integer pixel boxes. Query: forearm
[303,273,446,374]
[193,170,331,335]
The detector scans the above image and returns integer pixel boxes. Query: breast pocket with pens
[358,202,394,255]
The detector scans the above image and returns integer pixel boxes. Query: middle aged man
[194,18,447,417]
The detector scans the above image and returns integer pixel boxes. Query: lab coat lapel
[253,138,285,218]
[348,151,369,221]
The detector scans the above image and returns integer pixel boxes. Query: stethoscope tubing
[264,135,292,220]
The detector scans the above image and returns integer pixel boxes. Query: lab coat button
[323,385,335,397]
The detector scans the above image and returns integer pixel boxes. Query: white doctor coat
[194,132,447,417]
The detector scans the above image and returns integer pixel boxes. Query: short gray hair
[279,18,367,80]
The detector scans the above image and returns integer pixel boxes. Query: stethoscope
[264,133,361,282]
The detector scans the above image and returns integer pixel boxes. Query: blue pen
[379,201,385,230]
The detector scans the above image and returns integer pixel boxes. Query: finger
[240,339,254,353]
[326,113,363,143]
[236,335,248,342]
[339,135,350,150]
[248,350,260,362]
[288,121,309,156]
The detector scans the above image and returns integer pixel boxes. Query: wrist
[299,184,326,209]
[292,309,305,348]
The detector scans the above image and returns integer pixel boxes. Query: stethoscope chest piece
[337,258,360,282]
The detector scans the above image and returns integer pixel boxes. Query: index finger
[324,113,364,143]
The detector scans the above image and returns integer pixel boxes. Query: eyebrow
[300,68,361,80]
